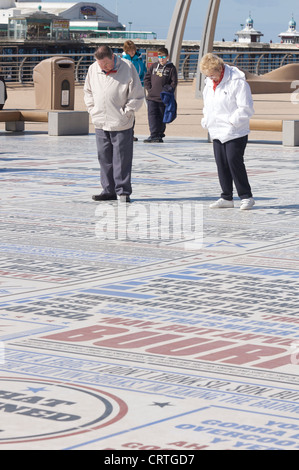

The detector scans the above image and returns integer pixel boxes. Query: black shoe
[92,193,117,201]
[118,194,131,203]
[133,136,138,141]
[143,137,163,143]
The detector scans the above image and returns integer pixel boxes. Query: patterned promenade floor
[0,130,298,450]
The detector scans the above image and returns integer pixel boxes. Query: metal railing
[179,50,299,78]
[1,50,299,84]
[0,53,96,83]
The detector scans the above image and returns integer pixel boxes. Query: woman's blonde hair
[200,53,224,75]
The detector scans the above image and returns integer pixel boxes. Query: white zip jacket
[201,64,254,143]
[84,55,144,131]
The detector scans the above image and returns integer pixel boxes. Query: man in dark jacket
[144,47,178,143]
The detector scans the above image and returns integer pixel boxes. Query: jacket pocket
[216,113,233,125]
[120,107,133,120]
[90,107,98,119]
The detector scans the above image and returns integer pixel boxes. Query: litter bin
[33,56,75,110]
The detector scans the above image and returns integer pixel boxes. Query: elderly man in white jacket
[84,45,144,203]
[200,53,255,210]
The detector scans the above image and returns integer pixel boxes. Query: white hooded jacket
[201,64,254,143]
[84,55,144,131]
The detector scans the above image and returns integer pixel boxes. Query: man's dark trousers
[147,100,166,139]
[95,127,134,196]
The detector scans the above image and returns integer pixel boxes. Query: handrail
[0,50,299,84]
[75,56,85,82]
[280,53,294,67]
[255,53,265,75]
[19,56,28,83]
[232,53,241,66]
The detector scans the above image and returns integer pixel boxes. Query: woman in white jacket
[200,53,255,210]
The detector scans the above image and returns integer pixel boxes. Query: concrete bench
[0,109,89,136]
[249,119,299,146]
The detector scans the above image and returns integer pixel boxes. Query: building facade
[278,16,299,44]
[235,15,264,43]
[0,1,125,36]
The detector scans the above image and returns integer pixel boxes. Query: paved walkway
[0,84,298,451]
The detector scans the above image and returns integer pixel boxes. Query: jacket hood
[115,54,122,68]
[205,64,246,87]
[155,61,173,68]
[122,51,142,60]
[225,64,246,81]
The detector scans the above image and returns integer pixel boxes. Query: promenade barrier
[1,50,299,84]
[0,109,89,136]
[249,119,282,132]
[207,119,299,146]
[249,119,299,146]
[1,111,298,146]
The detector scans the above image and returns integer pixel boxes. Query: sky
[44,0,299,43]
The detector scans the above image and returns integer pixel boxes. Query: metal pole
[166,0,221,97]
[195,0,221,97]
[165,0,192,69]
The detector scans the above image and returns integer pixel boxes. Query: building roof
[235,14,263,40]
[10,10,64,20]
[278,16,299,43]
[278,16,299,39]
[0,2,124,29]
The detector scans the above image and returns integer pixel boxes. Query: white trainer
[209,198,234,209]
[240,197,255,210]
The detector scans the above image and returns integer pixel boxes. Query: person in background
[200,53,255,210]
[84,45,144,203]
[122,40,146,86]
[0,74,7,110]
[122,40,146,141]
[144,47,178,143]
